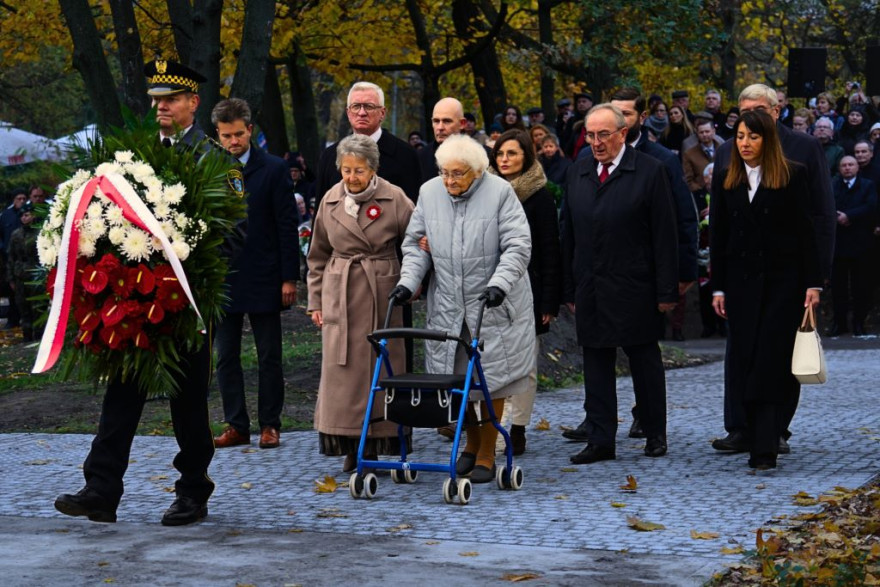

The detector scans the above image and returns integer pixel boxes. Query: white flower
[114,150,134,164]
[153,202,171,219]
[95,162,123,177]
[170,240,191,261]
[142,176,163,193]
[78,232,97,258]
[163,183,186,205]
[105,204,125,226]
[145,185,163,204]
[37,233,57,267]
[128,162,155,184]
[120,228,153,262]
[108,226,126,245]
[84,217,107,240]
[86,201,104,220]
[47,206,66,230]
[173,212,189,230]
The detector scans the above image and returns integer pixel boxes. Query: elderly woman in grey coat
[389,134,535,483]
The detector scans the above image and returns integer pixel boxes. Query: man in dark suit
[313,81,421,205]
[417,97,468,185]
[54,60,219,527]
[710,84,836,454]
[210,98,300,450]
[562,104,679,464]
[829,156,877,336]
[565,88,698,442]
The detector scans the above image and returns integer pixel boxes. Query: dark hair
[408,130,423,139]
[210,97,252,126]
[491,129,536,176]
[610,87,646,114]
[724,110,789,190]
[501,105,526,131]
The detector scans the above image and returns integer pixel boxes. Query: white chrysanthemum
[84,217,107,240]
[105,204,125,226]
[95,162,123,177]
[78,233,97,258]
[114,150,134,164]
[145,185,163,204]
[153,202,171,219]
[86,201,104,220]
[37,233,57,267]
[163,183,186,205]
[120,228,152,262]
[170,240,191,261]
[47,206,66,230]
[173,212,189,230]
[142,176,163,193]
[128,162,155,184]
[159,220,175,238]
[151,236,163,250]
[108,226,126,245]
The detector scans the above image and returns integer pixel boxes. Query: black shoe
[711,431,749,452]
[54,487,117,523]
[644,435,667,457]
[628,417,645,439]
[562,418,590,442]
[748,454,777,470]
[672,328,685,341]
[470,464,496,484]
[161,495,208,527]
[853,324,866,337]
[455,452,476,475]
[827,323,847,337]
[569,444,616,464]
[778,436,791,455]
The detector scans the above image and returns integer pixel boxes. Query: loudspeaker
[867,45,880,96]
[787,48,826,98]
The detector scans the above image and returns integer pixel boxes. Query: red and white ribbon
[33,173,202,373]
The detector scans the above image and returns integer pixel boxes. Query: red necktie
[599,163,612,183]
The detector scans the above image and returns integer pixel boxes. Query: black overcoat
[562,146,678,347]
[522,185,562,335]
[225,146,300,313]
[832,175,877,258]
[709,163,821,404]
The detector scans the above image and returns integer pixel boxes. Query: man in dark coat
[54,59,219,527]
[210,98,300,451]
[417,97,468,185]
[710,84,836,454]
[313,81,421,205]
[828,156,877,336]
[562,104,679,464]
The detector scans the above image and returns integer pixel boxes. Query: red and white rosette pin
[365,204,381,221]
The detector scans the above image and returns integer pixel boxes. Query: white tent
[0,121,63,166]
[56,124,100,153]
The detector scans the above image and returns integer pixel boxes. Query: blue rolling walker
[348,298,524,504]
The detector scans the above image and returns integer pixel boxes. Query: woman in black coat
[491,129,561,454]
[710,110,822,470]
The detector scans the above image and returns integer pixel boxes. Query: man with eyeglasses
[561,104,678,464]
[813,117,844,177]
[709,83,835,456]
[313,81,420,210]
[417,97,468,184]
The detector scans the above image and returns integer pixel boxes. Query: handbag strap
[799,304,816,332]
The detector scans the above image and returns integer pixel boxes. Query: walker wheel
[442,478,455,504]
[457,478,472,505]
[404,469,418,484]
[363,473,378,499]
[496,464,508,489]
[391,469,402,484]
[349,473,364,498]
[510,466,524,490]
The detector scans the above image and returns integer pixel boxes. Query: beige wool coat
[307,177,414,438]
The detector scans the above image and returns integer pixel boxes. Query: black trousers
[214,311,284,433]
[582,342,667,447]
[746,400,781,463]
[82,340,215,506]
[831,254,873,329]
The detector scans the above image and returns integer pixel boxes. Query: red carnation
[110,269,136,299]
[158,287,188,312]
[131,264,156,295]
[96,253,122,274]
[81,264,109,295]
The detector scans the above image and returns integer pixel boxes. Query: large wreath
[33,115,245,397]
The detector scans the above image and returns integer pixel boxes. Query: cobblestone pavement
[1,348,878,585]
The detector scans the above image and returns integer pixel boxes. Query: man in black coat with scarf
[210,98,300,451]
[562,104,679,464]
[710,84,836,454]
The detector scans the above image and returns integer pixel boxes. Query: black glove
[480,286,506,308]
[388,285,412,304]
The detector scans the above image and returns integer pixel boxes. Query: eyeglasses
[348,103,382,113]
[585,128,624,144]
[439,168,471,181]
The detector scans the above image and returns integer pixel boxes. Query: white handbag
[791,305,827,384]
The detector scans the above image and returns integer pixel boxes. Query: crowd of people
[1,61,873,524]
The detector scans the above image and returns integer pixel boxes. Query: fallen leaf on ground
[791,490,818,506]
[501,572,541,582]
[690,530,720,540]
[241,448,258,453]
[459,551,479,557]
[619,475,638,491]
[626,515,664,531]
[559,467,577,473]
[554,495,568,500]
[388,523,412,533]
[149,475,168,481]
[316,508,347,518]
[288,528,303,533]
[425,540,440,545]
[720,545,744,555]
[545,352,559,362]
[314,476,338,493]
[755,483,766,490]
[610,502,627,508]
[240,482,252,490]
[24,459,52,465]
[534,418,550,431]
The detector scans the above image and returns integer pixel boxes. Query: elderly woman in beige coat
[307,134,414,472]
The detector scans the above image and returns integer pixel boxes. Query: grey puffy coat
[398,172,536,394]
